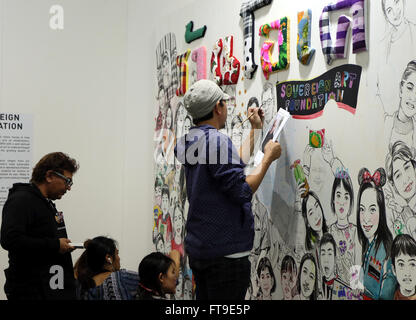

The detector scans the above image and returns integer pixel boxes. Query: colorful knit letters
[320,0,367,65]
[210,36,240,86]
[239,0,273,79]
[191,46,207,81]
[176,49,191,97]
[297,10,315,65]
[259,17,290,80]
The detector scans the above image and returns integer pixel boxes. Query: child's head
[138,252,178,296]
[331,172,354,221]
[391,234,416,295]
[161,185,170,214]
[257,257,276,297]
[386,141,416,202]
[281,255,297,300]
[301,191,328,250]
[319,233,337,280]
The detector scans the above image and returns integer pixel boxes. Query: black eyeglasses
[52,171,73,187]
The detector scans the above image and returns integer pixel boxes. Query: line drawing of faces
[261,82,276,127]
[301,191,328,251]
[175,102,186,139]
[391,234,416,298]
[296,253,318,300]
[183,115,192,135]
[231,115,244,149]
[359,187,381,243]
[331,175,355,225]
[165,105,173,130]
[256,257,276,300]
[172,204,184,245]
[244,97,260,131]
[281,255,298,300]
[320,233,337,281]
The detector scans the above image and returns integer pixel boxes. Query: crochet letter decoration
[297,10,315,65]
[239,0,273,79]
[320,0,367,65]
[176,49,191,97]
[259,17,290,80]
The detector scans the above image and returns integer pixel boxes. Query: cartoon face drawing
[162,51,172,90]
[173,207,184,240]
[261,87,274,125]
[400,71,416,119]
[300,258,316,299]
[184,117,192,135]
[305,196,324,233]
[334,183,352,221]
[176,103,186,134]
[259,268,274,297]
[383,0,405,27]
[392,157,416,201]
[161,193,170,215]
[320,242,336,280]
[394,252,416,296]
[359,188,380,242]
[154,185,162,206]
[281,270,296,300]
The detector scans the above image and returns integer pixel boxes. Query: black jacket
[1,183,76,300]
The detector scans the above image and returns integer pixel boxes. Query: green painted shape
[185,21,207,44]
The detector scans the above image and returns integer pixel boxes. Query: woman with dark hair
[136,250,180,300]
[301,191,328,251]
[356,168,397,300]
[256,256,276,300]
[294,253,318,300]
[74,236,139,300]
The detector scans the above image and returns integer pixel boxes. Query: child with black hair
[391,234,416,300]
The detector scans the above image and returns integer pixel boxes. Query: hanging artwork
[239,0,273,79]
[277,64,362,119]
[176,50,191,97]
[191,46,207,82]
[319,0,368,65]
[259,17,290,80]
[185,21,207,44]
[297,9,315,65]
[210,36,240,86]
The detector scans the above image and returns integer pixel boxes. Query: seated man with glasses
[1,152,79,300]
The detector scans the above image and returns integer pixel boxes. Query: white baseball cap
[184,80,230,120]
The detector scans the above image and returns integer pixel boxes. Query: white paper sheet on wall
[254,108,290,166]
[0,113,33,208]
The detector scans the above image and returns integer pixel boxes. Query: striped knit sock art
[320,0,367,65]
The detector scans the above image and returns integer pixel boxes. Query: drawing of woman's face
[166,107,172,130]
[184,117,192,134]
[176,104,186,133]
[232,126,243,148]
[359,188,380,242]
[161,193,170,214]
[259,267,274,297]
[334,183,351,221]
[281,270,296,300]
[394,252,416,296]
[300,259,315,299]
[155,185,162,206]
[384,0,404,27]
[173,207,183,239]
[400,72,416,118]
[306,196,324,233]
[261,89,274,124]
[393,158,416,201]
[162,53,172,90]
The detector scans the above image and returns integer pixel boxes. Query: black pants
[189,256,250,300]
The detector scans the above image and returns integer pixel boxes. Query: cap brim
[222,93,231,101]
